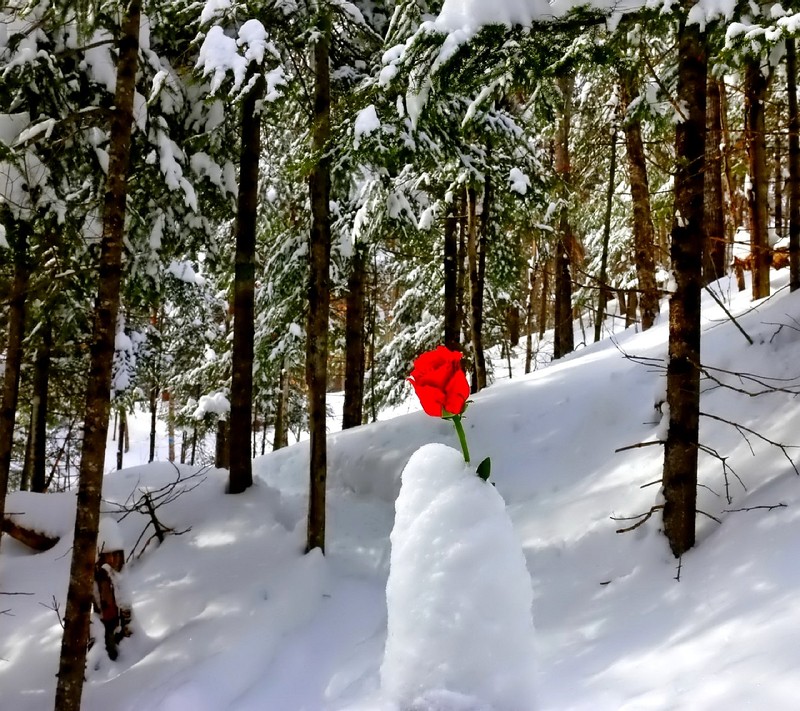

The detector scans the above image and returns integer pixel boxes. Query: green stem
[451,415,471,464]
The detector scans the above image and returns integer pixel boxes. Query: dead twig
[700,411,800,476]
[611,504,664,533]
[38,595,64,629]
[723,503,787,513]
[703,285,753,344]
[615,439,664,453]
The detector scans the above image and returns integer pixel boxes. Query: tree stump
[92,549,132,660]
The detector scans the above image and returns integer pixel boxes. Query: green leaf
[477,457,491,481]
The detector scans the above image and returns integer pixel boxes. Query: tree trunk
[620,75,659,329]
[443,201,459,351]
[342,247,366,430]
[787,38,800,291]
[774,136,783,241]
[306,14,332,554]
[30,320,52,493]
[23,319,51,492]
[116,408,125,471]
[553,73,575,359]
[662,7,706,559]
[538,261,549,338]
[167,393,174,462]
[466,186,487,391]
[595,127,617,342]
[704,76,726,284]
[148,383,157,463]
[273,364,289,451]
[0,222,29,545]
[457,207,468,345]
[55,3,141,708]
[215,419,229,469]
[525,240,537,374]
[745,57,770,300]
[228,62,264,494]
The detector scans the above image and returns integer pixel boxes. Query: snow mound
[381,443,536,711]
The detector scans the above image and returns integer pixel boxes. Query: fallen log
[2,516,59,551]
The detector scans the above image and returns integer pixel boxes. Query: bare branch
[703,285,753,344]
[38,595,64,629]
[615,439,664,453]
[611,504,664,534]
[723,503,787,513]
[700,411,800,476]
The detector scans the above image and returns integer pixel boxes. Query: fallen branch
[615,440,664,454]
[611,504,664,534]
[2,517,59,551]
[39,595,64,629]
[723,503,787,513]
[703,285,753,344]
[700,411,800,476]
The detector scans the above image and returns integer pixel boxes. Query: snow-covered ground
[3,269,800,710]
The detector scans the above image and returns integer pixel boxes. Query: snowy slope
[3,270,800,710]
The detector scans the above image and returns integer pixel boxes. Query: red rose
[408,346,470,417]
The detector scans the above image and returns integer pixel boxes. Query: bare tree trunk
[30,320,52,493]
[306,13,331,554]
[662,7,706,558]
[273,364,289,451]
[215,419,229,469]
[554,73,575,359]
[116,408,125,471]
[466,186,487,391]
[55,3,141,708]
[342,247,366,430]
[167,395,174,462]
[148,384,157,463]
[0,222,29,545]
[443,201,459,351]
[23,318,52,492]
[720,81,744,235]
[787,38,800,291]
[745,57,770,300]
[620,75,659,329]
[525,239,537,374]
[704,76,726,284]
[538,261,549,339]
[229,61,264,494]
[775,135,783,240]
[595,127,617,342]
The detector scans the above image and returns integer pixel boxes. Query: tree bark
[620,75,659,329]
[273,363,289,451]
[116,408,125,471]
[148,383,157,463]
[466,186,487,391]
[443,201,460,351]
[306,13,332,554]
[55,2,141,708]
[774,136,783,240]
[215,419,229,469]
[553,73,575,359]
[662,7,706,559]
[704,76,726,284]
[787,38,800,291]
[745,57,770,300]
[30,320,52,493]
[0,222,29,546]
[342,247,366,430]
[228,62,265,494]
[595,127,617,342]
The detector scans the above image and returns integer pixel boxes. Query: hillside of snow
[3,270,800,710]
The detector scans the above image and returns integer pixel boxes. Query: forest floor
[3,269,800,710]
